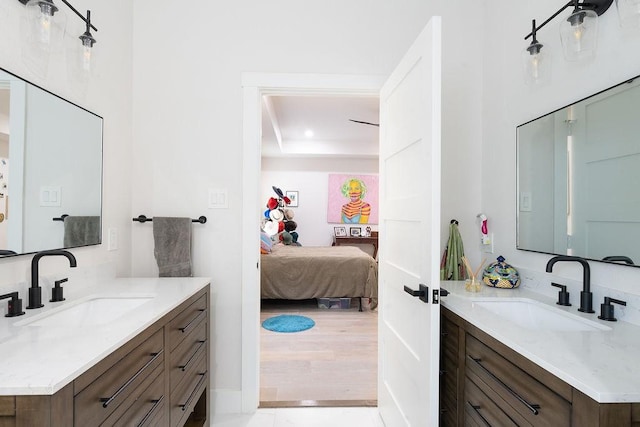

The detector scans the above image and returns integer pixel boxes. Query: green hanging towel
[441,220,467,281]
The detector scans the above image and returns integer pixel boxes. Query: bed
[260,244,378,308]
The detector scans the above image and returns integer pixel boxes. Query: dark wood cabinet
[440,307,640,427]
[0,285,210,427]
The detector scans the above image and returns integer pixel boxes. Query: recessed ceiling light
[304,129,314,138]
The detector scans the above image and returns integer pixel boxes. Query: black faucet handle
[551,282,571,306]
[50,278,67,302]
[0,292,26,317]
[598,296,627,322]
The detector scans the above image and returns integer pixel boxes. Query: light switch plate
[208,189,228,209]
[40,186,61,207]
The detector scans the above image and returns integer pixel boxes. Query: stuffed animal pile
[262,186,299,245]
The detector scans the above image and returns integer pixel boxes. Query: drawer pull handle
[100,350,164,408]
[180,371,207,411]
[466,401,491,427]
[468,356,541,415]
[137,395,164,427]
[180,340,207,372]
[179,309,206,333]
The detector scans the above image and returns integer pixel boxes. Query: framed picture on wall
[286,190,299,207]
[350,227,361,237]
[334,227,347,237]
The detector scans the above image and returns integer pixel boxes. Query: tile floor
[211,407,385,427]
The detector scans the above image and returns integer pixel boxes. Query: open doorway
[240,73,386,412]
[259,94,380,407]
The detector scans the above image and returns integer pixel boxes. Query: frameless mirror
[517,75,640,267]
[0,67,102,257]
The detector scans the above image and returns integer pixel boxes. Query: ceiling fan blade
[349,119,380,127]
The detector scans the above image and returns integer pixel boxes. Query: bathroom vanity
[0,278,210,427]
[440,281,640,426]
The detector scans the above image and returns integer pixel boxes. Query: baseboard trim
[259,399,378,408]
[212,389,243,414]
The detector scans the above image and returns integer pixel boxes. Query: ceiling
[261,95,380,159]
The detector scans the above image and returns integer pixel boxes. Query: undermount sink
[471,298,611,332]
[16,295,154,327]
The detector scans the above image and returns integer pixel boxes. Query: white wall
[0,1,133,284]
[261,157,379,247]
[132,0,484,411]
[482,0,640,299]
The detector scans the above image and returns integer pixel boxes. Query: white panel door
[378,17,441,427]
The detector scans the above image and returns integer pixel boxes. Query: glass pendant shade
[522,42,550,85]
[616,0,640,28]
[560,8,598,61]
[23,0,66,50]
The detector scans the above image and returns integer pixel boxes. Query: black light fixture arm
[524,0,613,40]
[59,0,97,32]
[17,0,98,32]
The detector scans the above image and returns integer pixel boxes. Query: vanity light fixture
[523,0,614,82]
[17,0,98,71]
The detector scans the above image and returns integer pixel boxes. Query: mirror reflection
[517,75,640,267]
[0,67,102,257]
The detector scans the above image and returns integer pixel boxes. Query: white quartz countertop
[441,281,640,403]
[0,277,210,396]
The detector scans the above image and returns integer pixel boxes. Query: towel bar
[53,214,69,222]
[133,215,207,224]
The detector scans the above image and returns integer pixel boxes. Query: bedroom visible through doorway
[259,94,380,407]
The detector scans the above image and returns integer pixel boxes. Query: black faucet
[27,250,77,309]
[545,255,594,313]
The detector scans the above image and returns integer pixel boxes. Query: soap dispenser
[598,297,626,322]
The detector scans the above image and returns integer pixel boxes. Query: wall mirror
[517,74,640,267]
[0,67,102,257]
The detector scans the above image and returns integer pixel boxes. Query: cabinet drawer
[170,350,207,427]
[167,294,208,352]
[465,376,526,427]
[74,328,164,427]
[101,363,165,427]
[170,318,207,389]
[466,334,570,426]
[0,397,14,416]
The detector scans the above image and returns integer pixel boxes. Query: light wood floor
[259,299,378,407]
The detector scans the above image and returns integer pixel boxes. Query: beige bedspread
[260,244,378,300]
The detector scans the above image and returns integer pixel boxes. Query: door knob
[404,284,429,303]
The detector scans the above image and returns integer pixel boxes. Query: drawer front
[75,328,164,427]
[0,397,14,417]
[170,319,208,389]
[466,334,570,426]
[168,294,208,352]
[170,351,207,427]
[465,377,526,427]
[101,364,166,427]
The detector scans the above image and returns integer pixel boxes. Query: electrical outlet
[481,233,494,253]
[107,228,118,251]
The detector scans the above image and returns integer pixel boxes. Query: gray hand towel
[63,216,101,247]
[153,217,192,277]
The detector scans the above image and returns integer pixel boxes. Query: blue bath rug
[262,314,315,333]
